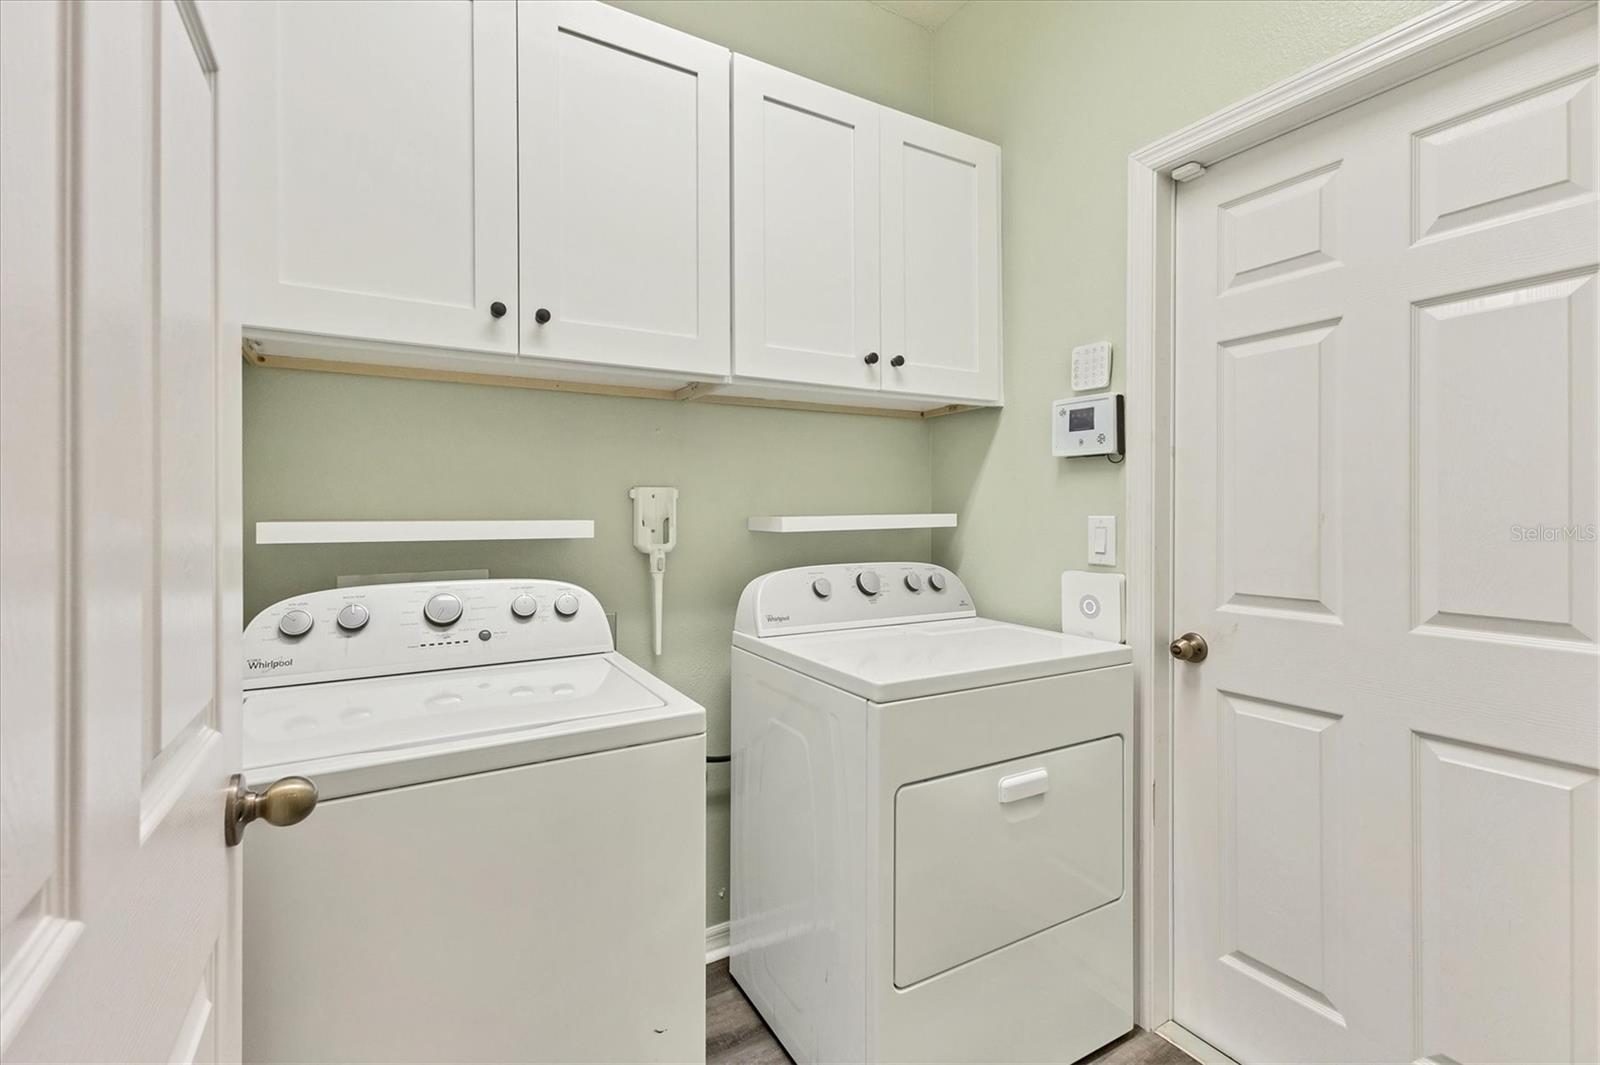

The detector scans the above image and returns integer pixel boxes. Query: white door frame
[1121,0,1595,1031]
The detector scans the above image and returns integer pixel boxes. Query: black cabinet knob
[534,308,551,325]
[489,301,507,319]
[890,355,905,367]
[864,352,879,365]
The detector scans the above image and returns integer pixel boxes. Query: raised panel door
[2,2,243,1059]
[1173,10,1598,1062]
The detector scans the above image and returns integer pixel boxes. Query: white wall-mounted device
[1061,570,1125,643]
[629,486,678,656]
[1052,392,1124,458]
[1071,341,1112,391]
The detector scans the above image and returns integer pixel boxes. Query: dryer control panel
[734,563,976,638]
[243,579,613,689]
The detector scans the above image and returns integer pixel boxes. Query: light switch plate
[1062,571,1125,642]
[1087,515,1116,566]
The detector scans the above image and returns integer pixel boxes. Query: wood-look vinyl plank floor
[706,959,1198,1065]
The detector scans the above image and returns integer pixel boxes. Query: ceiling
[867,0,970,31]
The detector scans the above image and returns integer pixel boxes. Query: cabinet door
[733,56,881,390]
[519,2,730,378]
[880,111,1002,402]
[233,1,519,355]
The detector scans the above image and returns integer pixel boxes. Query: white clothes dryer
[241,579,705,1064]
[730,563,1133,1064]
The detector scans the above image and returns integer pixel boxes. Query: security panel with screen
[1052,392,1124,458]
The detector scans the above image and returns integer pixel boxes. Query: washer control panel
[243,579,611,689]
[734,563,974,638]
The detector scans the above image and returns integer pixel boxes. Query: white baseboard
[705,921,730,964]
[1155,1021,1239,1065]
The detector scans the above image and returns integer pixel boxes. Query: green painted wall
[243,0,936,931]
[925,0,1435,629]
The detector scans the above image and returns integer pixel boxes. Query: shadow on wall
[931,406,1002,576]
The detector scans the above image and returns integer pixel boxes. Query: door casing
[1119,0,1594,1033]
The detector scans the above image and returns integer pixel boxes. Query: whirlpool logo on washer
[247,657,294,672]
[764,613,791,624]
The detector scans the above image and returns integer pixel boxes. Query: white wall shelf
[255,520,595,545]
[747,513,957,533]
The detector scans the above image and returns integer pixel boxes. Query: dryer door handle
[997,767,1049,804]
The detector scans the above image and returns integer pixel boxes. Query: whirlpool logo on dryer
[247,657,294,672]
[764,614,791,624]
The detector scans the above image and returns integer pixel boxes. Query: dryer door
[893,736,1123,987]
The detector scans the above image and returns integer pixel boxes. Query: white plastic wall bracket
[629,487,678,656]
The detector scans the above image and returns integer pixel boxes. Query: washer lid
[734,617,1131,702]
[243,654,703,798]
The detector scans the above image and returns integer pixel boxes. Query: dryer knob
[510,593,538,619]
[903,573,922,592]
[855,571,881,596]
[424,593,463,626]
[811,577,832,599]
[928,572,947,592]
[277,608,313,638]
[336,603,369,632]
[553,592,580,618]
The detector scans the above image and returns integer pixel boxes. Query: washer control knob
[928,572,947,592]
[423,593,463,626]
[855,571,881,596]
[811,577,832,599]
[510,593,538,619]
[553,592,580,618]
[336,603,369,632]
[903,573,922,592]
[277,608,313,638]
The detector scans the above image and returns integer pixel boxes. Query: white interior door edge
[1119,0,1595,1033]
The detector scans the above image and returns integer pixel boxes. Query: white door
[231,0,519,356]
[880,111,1002,403]
[733,56,882,391]
[1,1,245,1060]
[519,1,730,378]
[1173,10,1597,1064]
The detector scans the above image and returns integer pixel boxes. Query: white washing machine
[730,563,1133,1064]
[241,579,705,1064]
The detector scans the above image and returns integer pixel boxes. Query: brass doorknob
[225,773,318,847]
[1170,632,1208,662]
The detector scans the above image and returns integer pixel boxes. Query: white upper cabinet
[733,56,883,392]
[880,112,1002,403]
[732,57,1002,405]
[518,2,730,377]
[233,0,520,356]
[228,1,1000,409]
